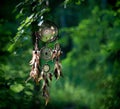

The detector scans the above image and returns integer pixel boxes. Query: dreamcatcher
[26,20,63,105]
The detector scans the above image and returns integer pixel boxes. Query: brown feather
[54,68,58,79]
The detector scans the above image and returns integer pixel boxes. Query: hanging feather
[42,82,49,105]
[54,61,62,79]
[51,44,62,61]
[57,50,62,58]
[51,50,57,60]
[47,73,52,81]
[29,51,36,65]
[45,92,49,106]
[29,50,40,65]
[26,49,41,83]
[38,70,44,82]
[54,68,58,79]
[43,74,49,86]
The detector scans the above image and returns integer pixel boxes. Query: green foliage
[0,0,120,109]
[59,4,120,109]
[8,0,50,53]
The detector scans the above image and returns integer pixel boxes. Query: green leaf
[10,83,24,93]
[25,91,33,96]
[7,43,16,52]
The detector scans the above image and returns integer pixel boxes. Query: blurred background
[0,0,120,109]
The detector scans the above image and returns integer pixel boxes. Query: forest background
[0,0,120,109]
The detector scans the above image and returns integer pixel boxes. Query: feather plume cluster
[52,43,63,79]
[26,36,63,105]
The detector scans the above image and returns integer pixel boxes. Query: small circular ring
[43,64,50,72]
